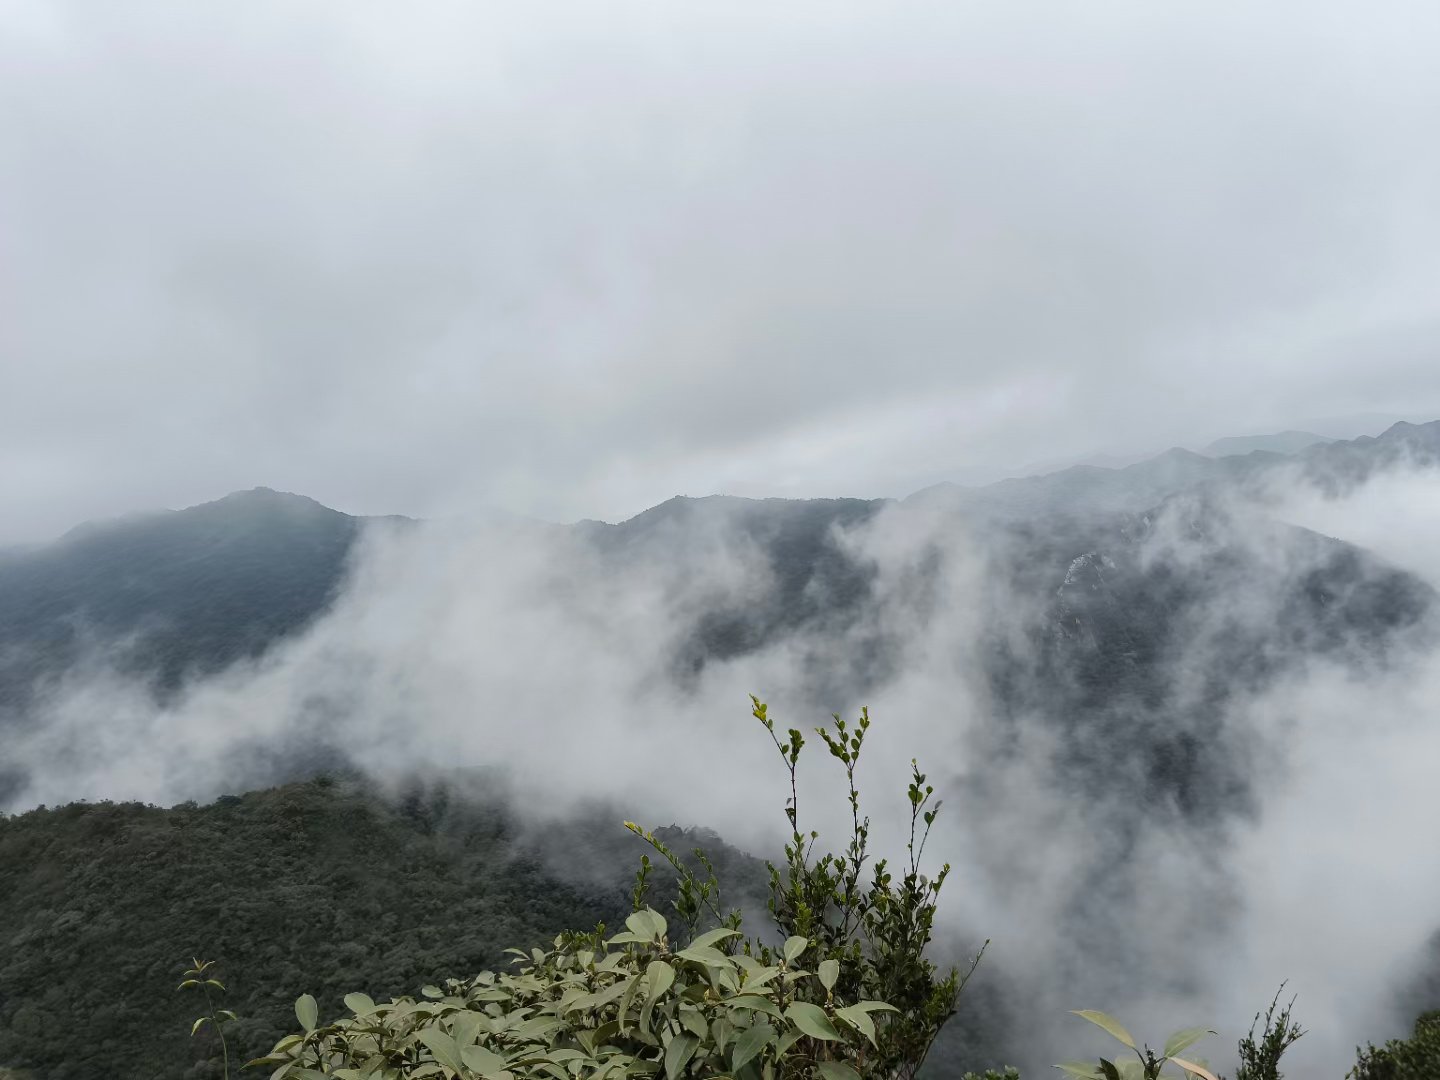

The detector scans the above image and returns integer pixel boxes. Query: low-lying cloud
[6,460,1440,1074]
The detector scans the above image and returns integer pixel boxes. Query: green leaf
[688,927,741,951]
[833,1006,876,1047]
[731,1023,775,1071]
[1098,1059,1121,1080]
[817,959,839,991]
[417,1028,465,1075]
[848,1000,899,1014]
[243,1056,290,1069]
[664,1031,700,1080]
[785,1002,841,1041]
[450,1011,484,1048]
[646,960,676,1000]
[627,909,667,941]
[1168,1057,1221,1080]
[1055,1064,1103,1080]
[680,1009,709,1040]
[295,994,318,1033]
[816,1063,861,1080]
[462,1043,510,1076]
[676,945,731,967]
[1163,1028,1216,1059]
[723,994,782,1018]
[190,1017,209,1036]
[1071,1010,1137,1050]
[618,973,644,1032]
[513,1016,565,1040]
[710,1015,735,1054]
[345,993,376,1016]
[739,966,782,991]
[782,936,808,964]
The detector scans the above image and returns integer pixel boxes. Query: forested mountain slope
[0,489,373,720]
[0,778,662,1080]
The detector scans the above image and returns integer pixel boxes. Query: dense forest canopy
[0,778,638,1080]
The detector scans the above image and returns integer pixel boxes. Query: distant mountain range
[1008,412,1434,476]
[911,417,1440,519]
[3,420,1437,787]
[3,420,1439,1077]
[1199,429,1335,457]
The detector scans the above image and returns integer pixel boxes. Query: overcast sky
[3,0,1440,543]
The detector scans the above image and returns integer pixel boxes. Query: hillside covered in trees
[4,768,1436,1079]
[0,778,643,1080]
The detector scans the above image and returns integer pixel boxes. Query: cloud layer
[5,0,1440,542]
[8,458,1440,1073]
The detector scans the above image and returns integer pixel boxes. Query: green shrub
[625,698,988,1079]
[251,913,892,1079]
[1057,1009,1220,1080]
[1233,986,1303,1080]
[248,698,994,1079]
[1349,1011,1440,1080]
[1059,986,1310,1080]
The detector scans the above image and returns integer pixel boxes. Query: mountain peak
[1154,446,1209,462]
[1377,419,1440,439]
[196,487,345,517]
[211,486,310,503]
[1202,430,1334,457]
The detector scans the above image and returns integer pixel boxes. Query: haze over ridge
[6,0,1440,543]
[3,421,1440,1074]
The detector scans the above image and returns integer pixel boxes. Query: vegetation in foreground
[224,701,1431,1079]
[1349,1011,1440,1079]
[241,698,974,1079]
[3,698,1436,1079]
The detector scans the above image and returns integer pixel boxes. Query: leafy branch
[178,958,236,1080]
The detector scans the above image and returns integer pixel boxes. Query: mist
[2,451,1436,1074]
[6,0,1440,543]
[6,2,1440,1075]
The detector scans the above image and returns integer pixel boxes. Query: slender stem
[200,984,230,1080]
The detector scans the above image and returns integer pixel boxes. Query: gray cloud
[8,456,1440,1073]
[5,0,1440,542]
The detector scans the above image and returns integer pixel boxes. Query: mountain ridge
[22,419,1439,545]
[3,421,1436,728]
[3,425,1438,1077]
